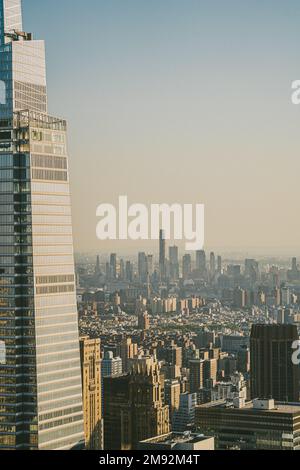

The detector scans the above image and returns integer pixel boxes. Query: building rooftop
[141,432,212,445]
[197,399,300,414]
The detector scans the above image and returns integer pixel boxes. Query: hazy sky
[24,0,300,254]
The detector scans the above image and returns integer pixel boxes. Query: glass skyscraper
[0,0,84,449]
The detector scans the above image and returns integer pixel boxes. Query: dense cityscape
[0,0,300,458]
[75,233,300,450]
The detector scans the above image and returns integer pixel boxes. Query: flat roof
[197,400,300,414]
[141,433,213,444]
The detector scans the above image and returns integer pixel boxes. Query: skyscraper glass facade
[0,0,84,450]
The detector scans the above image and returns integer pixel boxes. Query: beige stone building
[80,337,103,449]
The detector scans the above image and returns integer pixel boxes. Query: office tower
[273,287,281,306]
[80,337,103,450]
[250,324,299,402]
[227,264,241,277]
[103,358,170,450]
[189,359,204,393]
[101,351,122,378]
[169,246,179,280]
[182,254,191,280]
[203,359,217,386]
[125,260,133,282]
[217,255,222,274]
[209,252,215,277]
[165,344,182,369]
[288,257,300,281]
[138,252,147,283]
[292,257,297,272]
[138,310,150,331]
[237,346,250,374]
[221,334,249,354]
[233,286,246,308]
[105,261,110,279]
[110,253,117,280]
[281,287,291,306]
[196,330,216,349]
[146,254,153,277]
[95,255,101,275]
[164,380,181,420]
[119,258,125,280]
[0,1,84,450]
[103,375,130,450]
[245,258,259,282]
[159,229,166,280]
[119,337,138,373]
[172,392,197,432]
[196,399,300,450]
[196,250,206,273]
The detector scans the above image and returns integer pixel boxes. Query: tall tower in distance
[159,229,166,281]
[0,1,84,449]
[250,324,299,402]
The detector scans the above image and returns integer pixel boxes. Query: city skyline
[22,0,300,253]
[2,0,300,457]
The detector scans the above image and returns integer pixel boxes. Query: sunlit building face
[0,0,84,450]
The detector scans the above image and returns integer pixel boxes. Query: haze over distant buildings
[24,0,300,253]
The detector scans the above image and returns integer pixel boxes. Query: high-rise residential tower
[0,1,84,449]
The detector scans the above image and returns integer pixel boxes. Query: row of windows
[36,274,74,285]
[37,367,81,386]
[35,294,76,310]
[32,169,68,182]
[33,245,74,256]
[36,322,78,335]
[36,332,78,346]
[32,225,72,235]
[39,414,83,432]
[32,205,71,216]
[36,341,79,356]
[39,431,83,450]
[39,405,83,424]
[37,360,80,378]
[0,246,32,255]
[36,284,74,295]
[31,131,65,145]
[0,193,31,204]
[36,350,80,366]
[38,376,82,395]
[37,387,83,406]
[0,182,31,192]
[35,308,77,322]
[31,194,70,205]
[32,154,67,170]
[31,144,66,157]
[31,235,74,245]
